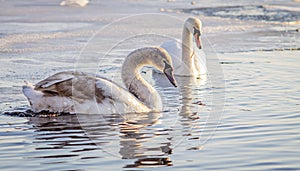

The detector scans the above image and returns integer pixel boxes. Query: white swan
[22,47,177,114]
[60,0,89,7]
[160,17,207,77]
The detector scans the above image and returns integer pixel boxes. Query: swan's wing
[34,71,104,101]
[160,40,182,68]
[35,71,75,89]
[34,71,79,97]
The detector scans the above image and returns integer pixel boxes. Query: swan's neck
[182,27,195,67]
[121,50,162,110]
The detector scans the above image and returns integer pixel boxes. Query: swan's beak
[193,27,202,49]
[194,34,202,49]
[164,64,177,87]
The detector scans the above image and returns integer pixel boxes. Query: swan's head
[184,17,202,49]
[153,47,177,87]
[124,47,177,87]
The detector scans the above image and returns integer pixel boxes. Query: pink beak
[194,34,202,49]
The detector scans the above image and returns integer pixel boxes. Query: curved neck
[121,50,162,110]
[182,27,195,67]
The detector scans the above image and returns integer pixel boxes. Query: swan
[22,47,177,114]
[60,0,89,7]
[160,17,207,77]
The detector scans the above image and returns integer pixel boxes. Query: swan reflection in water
[26,110,173,168]
[152,69,209,149]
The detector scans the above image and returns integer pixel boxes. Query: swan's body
[22,47,177,114]
[160,17,207,77]
[60,0,89,7]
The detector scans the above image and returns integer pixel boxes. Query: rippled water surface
[1,0,300,170]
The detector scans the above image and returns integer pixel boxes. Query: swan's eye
[193,27,201,36]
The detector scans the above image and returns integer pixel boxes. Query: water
[0,0,300,170]
[185,5,300,22]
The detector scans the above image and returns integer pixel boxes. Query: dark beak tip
[171,78,177,87]
[164,72,177,87]
[170,79,177,88]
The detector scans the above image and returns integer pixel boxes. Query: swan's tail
[22,81,42,105]
[22,81,74,113]
[22,81,35,97]
[23,80,34,88]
